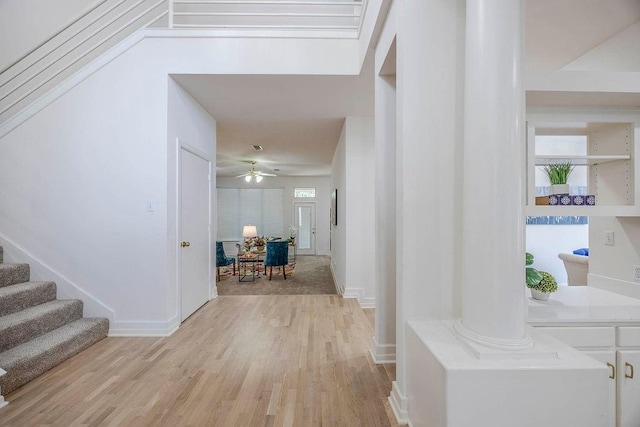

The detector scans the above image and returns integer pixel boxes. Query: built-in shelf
[534,155,630,166]
[526,205,640,217]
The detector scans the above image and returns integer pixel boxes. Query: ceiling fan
[235,161,277,183]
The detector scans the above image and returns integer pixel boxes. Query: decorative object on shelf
[541,161,575,195]
[528,271,558,301]
[288,225,297,243]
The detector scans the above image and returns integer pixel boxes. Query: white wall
[0,0,97,71]
[526,225,589,285]
[331,123,347,294]
[344,116,376,307]
[589,216,640,298]
[0,34,362,335]
[167,77,217,324]
[216,175,331,255]
[330,117,376,305]
[563,22,640,72]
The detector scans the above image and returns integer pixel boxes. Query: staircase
[0,246,109,398]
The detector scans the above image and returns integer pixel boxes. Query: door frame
[292,201,317,255]
[177,139,213,324]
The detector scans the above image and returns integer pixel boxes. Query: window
[294,187,316,198]
[217,188,284,240]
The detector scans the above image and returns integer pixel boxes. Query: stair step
[0,281,57,316]
[0,264,30,288]
[0,317,109,395]
[0,299,83,353]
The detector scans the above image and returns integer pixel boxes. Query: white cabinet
[525,111,640,217]
[534,325,640,427]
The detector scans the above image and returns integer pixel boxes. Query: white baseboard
[370,337,396,364]
[589,274,640,300]
[0,234,115,322]
[389,381,409,425]
[109,317,179,337]
[360,296,375,308]
[343,287,364,301]
[330,262,344,295]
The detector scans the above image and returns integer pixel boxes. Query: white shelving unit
[526,111,640,217]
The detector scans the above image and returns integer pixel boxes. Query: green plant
[527,271,558,293]
[526,252,543,286]
[541,161,575,185]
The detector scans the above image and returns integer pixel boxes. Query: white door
[180,148,210,322]
[584,350,616,427]
[294,202,316,255]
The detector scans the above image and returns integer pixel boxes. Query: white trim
[388,380,409,425]
[369,337,395,364]
[0,233,115,322]
[108,317,179,337]
[589,273,640,300]
[360,296,374,308]
[329,261,344,295]
[343,286,363,300]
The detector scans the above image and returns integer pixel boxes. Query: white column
[458,0,529,347]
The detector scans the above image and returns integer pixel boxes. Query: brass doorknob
[181,241,190,247]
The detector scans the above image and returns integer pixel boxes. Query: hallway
[0,295,397,426]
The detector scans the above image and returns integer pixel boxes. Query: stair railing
[0,0,168,125]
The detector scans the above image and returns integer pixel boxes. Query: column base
[407,320,609,427]
[388,381,409,425]
[370,337,396,364]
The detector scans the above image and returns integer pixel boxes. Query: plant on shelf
[526,252,543,286]
[288,225,297,243]
[541,161,575,195]
[526,253,557,301]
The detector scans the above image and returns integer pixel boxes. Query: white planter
[530,288,550,301]
[550,184,570,195]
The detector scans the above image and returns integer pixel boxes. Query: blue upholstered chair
[216,241,236,281]
[264,240,289,280]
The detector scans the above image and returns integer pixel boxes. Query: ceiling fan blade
[258,172,277,177]
[234,173,250,178]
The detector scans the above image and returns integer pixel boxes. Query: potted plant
[541,161,574,195]
[526,252,557,301]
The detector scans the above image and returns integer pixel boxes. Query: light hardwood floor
[0,295,398,426]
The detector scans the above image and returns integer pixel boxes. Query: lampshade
[245,175,251,183]
[242,225,257,238]
[255,175,263,183]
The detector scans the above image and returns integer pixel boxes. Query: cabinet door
[585,351,616,427]
[617,350,640,427]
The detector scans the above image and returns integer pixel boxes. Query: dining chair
[264,240,289,280]
[216,241,236,281]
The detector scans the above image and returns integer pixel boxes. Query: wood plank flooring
[0,295,398,426]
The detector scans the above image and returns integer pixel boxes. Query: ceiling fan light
[256,175,263,183]
[245,175,252,183]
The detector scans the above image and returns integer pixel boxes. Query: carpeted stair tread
[0,317,109,395]
[0,299,83,353]
[0,281,57,316]
[0,264,30,288]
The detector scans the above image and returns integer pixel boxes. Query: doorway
[179,147,211,322]
[293,202,316,255]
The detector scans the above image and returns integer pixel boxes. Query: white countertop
[527,286,640,326]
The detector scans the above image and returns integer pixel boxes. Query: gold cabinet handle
[625,362,634,379]
[181,241,190,247]
[607,362,615,380]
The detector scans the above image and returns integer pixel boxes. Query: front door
[180,148,210,322]
[294,202,316,255]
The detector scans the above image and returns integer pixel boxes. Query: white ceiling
[174,0,639,178]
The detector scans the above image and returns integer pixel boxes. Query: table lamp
[242,225,258,238]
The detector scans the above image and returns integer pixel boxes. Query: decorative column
[457,0,530,348]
